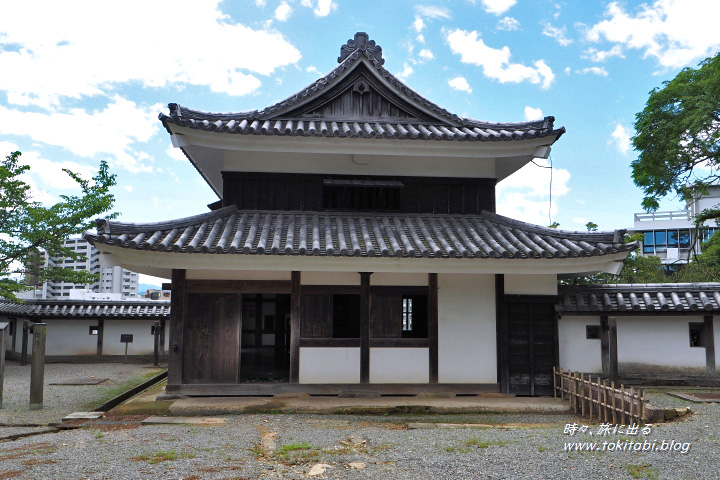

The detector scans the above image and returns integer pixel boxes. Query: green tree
[585,221,598,232]
[0,151,116,301]
[632,53,720,213]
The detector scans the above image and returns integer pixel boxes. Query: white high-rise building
[21,237,139,299]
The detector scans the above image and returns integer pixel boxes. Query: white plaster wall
[45,320,97,356]
[558,316,602,373]
[103,320,157,355]
[302,272,359,285]
[0,316,11,351]
[371,273,427,286]
[617,316,706,373]
[370,348,429,383]
[299,347,360,383]
[504,274,557,296]
[438,274,497,383]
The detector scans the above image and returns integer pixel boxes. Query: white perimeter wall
[370,348,429,383]
[299,347,360,383]
[103,320,158,355]
[617,316,707,373]
[438,274,496,383]
[45,320,97,356]
[558,316,602,373]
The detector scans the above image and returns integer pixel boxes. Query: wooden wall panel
[370,294,402,338]
[301,294,333,338]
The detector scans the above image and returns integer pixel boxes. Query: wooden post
[289,271,301,383]
[629,386,635,424]
[611,381,617,424]
[11,318,17,353]
[159,319,166,356]
[553,366,557,398]
[428,273,438,384]
[600,315,609,377]
[495,274,509,394]
[602,379,608,423]
[20,320,29,366]
[153,321,160,367]
[704,315,715,375]
[29,323,46,410]
[0,322,7,408]
[620,384,626,425]
[96,319,104,356]
[641,390,646,423]
[580,373,585,417]
[608,317,618,384]
[359,272,372,384]
[168,269,186,389]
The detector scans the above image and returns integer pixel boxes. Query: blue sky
[2,0,720,283]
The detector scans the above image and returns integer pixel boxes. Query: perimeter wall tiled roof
[85,206,634,260]
[558,284,720,313]
[0,300,170,319]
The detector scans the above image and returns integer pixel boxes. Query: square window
[89,326,99,335]
[586,325,601,339]
[689,322,705,347]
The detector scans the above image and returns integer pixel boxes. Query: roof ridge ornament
[338,32,384,65]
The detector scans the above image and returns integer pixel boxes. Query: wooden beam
[600,315,609,377]
[20,320,29,366]
[96,319,104,356]
[299,338,361,348]
[29,323,47,410]
[360,272,372,384]
[705,315,716,375]
[608,316,618,384]
[495,274,509,394]
[289,271,301,383]
[186,279,291,294]
[168,269,186,389]
[428,273,438,384]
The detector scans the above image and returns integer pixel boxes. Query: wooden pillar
[705,315,716,375]
[289,271,301,383]
[168,269,186,388]
[495,274,509,394]
[428,273,439,383]
[159,319,166,356]
[29,323,46,410]
[600,315,610,377]
[153,320,161,367]
[10,318,17,353]
[0,322,7,408]
[608,316,618,384]
[20,320,29,366]
[360,272,372,384]
[96,319,104,356]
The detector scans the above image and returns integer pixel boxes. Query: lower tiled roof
[558,283,720,313]
[85,206,635,260]
[0,300,170,319]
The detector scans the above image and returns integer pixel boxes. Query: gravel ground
[0,392,716,480]
[0,361,163,426]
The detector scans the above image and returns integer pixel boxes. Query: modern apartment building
[627,185,720,268]
[21,237,139,299]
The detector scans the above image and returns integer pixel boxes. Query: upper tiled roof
[85,206,634,260]
[558,283,720,313]
[159,32,565,143]
[0,300,170,319]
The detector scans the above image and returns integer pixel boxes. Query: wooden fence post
[29,323,46,410]
[611,381,617,424]
[20,320,29,366]
[553,366,557,398]
[0,322,7,408]
[153,321,160,367]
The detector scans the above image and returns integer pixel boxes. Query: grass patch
[130,450,196,464]
[86,369,164,410]
[274,443,320,464]
[278,442,312,453]
[538,445,547,452]
[444,438,509,454]
[626,464,657,479]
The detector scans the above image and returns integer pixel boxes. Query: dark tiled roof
[0,300,170,319]
[85,206,635,260]
[558,283,720,313]
[159,33,564,143]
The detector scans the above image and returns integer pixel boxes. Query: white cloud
[274,2,292,21]
[255,0,266,6]
[396,63,414,80]
[446,29,555,89]
[0,143,56,204]
[414,5,451,19]
[0,1,300,107]
[610,124,632,155]
[124,185,134,192]
[306,0,336,17]
[419,49,435,61]
[305,65,322,75]
[413,17,426,32]
[576,67,609,76]
[564,66,571,75]
[166,146,186,162]
[0,96,159,173]
[524,106,543,121]
[480,0,517,16]
[541,22,572,46]
[586,0,720,68]
[448,77,472,93]
[496,158,571,226]
[583,45,625,62]
[497,17,521,31]
[417,34,426,44]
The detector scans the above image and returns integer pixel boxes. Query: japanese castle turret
[85,33,636,396]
